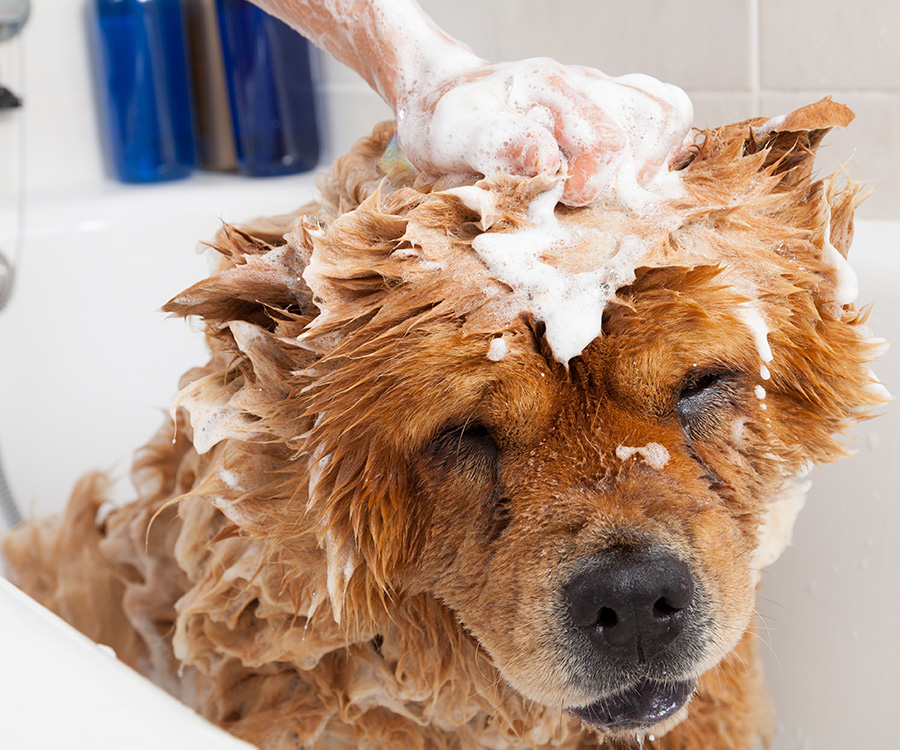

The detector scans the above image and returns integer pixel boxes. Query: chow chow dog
[3,98,886,749]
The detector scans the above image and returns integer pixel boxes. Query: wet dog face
[164,106,883,743]
[282,108,882,741]
[294,239,878,738]
[394,268,787,734]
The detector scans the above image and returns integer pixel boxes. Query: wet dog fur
[3,100,887,749]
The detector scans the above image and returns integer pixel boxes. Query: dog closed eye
[424,422,510,540]
[676,370,742,438]
[427,422,499,475]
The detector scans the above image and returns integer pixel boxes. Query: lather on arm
[249,0,693,206]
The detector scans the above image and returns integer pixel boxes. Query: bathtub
[0,178,897,748]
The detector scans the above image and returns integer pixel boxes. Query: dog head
[167,100,886,739]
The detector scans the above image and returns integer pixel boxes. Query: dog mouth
[567,677,697,732]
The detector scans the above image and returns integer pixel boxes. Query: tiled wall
[331,0,900,219]
[0,0,897,217]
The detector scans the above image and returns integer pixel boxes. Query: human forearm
[247,0,694,207]
[248,0,482,108]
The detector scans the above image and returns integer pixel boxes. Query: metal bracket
[0,250,13,311]
[0,85,22,109]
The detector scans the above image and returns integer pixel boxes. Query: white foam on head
[820,200,859,306]
[487,336,508,361]
[616,442,670,470]
[736,303,773,364]
[396,54,695,364]
[460,180,677,364]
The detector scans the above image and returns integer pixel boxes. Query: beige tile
[688,92,758,131]
[492,0,753,91]
[760,0,900,90]
[418,0,502,60]
[760,92,900,220]
[25,1,94,100]
[317,87,395,163]
[23,92,107,192]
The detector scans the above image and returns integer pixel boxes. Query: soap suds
[736,303,773,364]
[487,336,508,361]
[422,59,693,211]
[419,62,695,366]
[416,63,695,365]
[170,375,255,455]
[820,200,859,306]
[219,469,244,492]
[752,114,786,140]
[730,417,748,443]
[616,442,670,470]
[751,476,810,578]
[459,179,678,364]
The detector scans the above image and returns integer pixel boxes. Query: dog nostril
[653,597,681,619]
[597,607,618,629]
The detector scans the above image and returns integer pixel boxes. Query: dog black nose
[565,547,694,663]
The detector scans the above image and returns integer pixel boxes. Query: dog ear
[747,99,861,264]
[687,99,860,261]
[742,97,854,186]
[688,98,854,188]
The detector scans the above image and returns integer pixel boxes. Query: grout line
[756,89,899,100]
[749,0,761,113]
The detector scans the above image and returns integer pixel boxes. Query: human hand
[395,57,694,207]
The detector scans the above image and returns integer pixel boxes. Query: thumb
[470,117,562,178]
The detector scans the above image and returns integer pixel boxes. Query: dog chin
[568,677,696,735]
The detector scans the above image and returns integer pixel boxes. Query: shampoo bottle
[93,0,195,183]
[216,0,320,177]
[182,0,237,171]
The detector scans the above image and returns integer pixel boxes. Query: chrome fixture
[0,250,12,311]
[0,0,30,42]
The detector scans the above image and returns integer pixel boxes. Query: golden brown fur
[3,100,886,749]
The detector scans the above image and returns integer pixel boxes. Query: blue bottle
[93,0,195,183]
[216,0,320,177]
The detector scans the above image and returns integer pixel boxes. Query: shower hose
[1,31,26,530]
[0,252,23,529]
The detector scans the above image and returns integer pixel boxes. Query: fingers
[560,153,605,207]
[490,118,562,178]
[399,59,693,207]
[403,80,563,180]
[551,79,693,205]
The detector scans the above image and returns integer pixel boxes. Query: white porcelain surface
[0,180,896,750]
[0,577,254,749]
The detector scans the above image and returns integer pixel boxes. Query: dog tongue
[568,677,696,731]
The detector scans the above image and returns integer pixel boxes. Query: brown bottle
[182,0,238,171]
